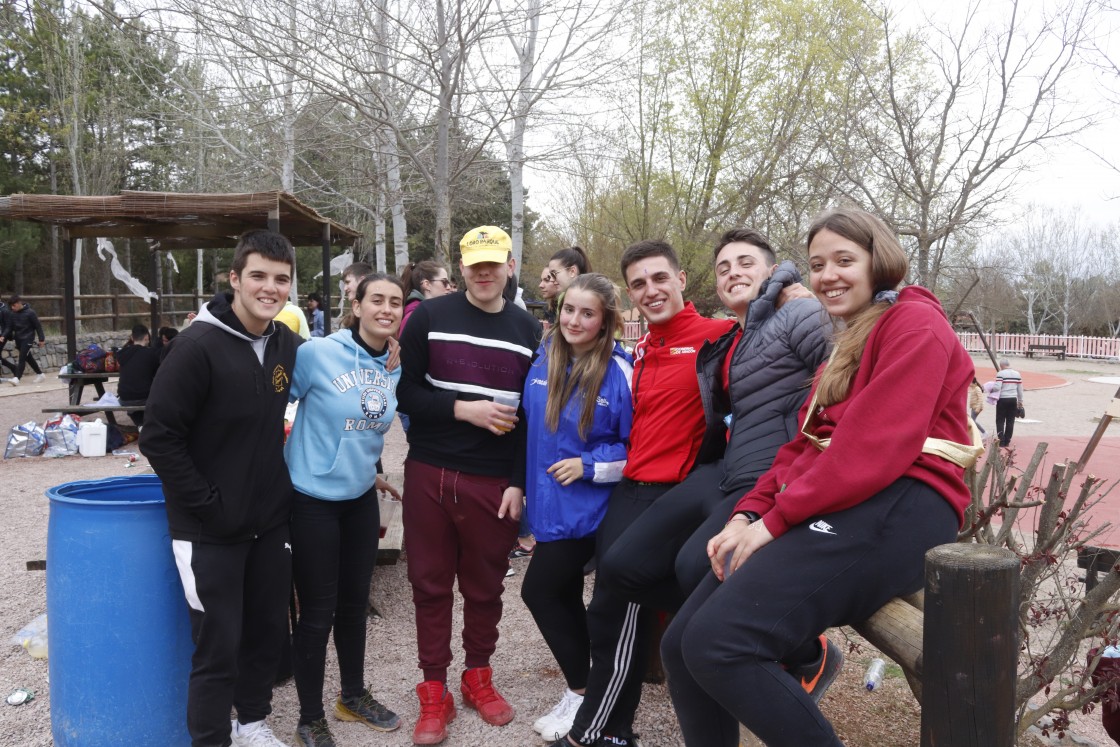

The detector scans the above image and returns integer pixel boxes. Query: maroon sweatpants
[403,458,520,683]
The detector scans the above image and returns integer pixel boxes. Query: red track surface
[1004,436,1120,546]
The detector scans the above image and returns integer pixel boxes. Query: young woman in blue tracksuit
[519,273,634,742]
[285,273,404,747]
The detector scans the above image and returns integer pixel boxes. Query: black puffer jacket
[696,261,832,494]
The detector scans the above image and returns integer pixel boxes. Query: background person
[399,260,453,335]
[3,295,45,386]
[117,324,161,427]
[306,293,325,337]
[661,207,978,747]
[339,262,373,331]
[285,273,405,746]
[540,246,592,323]
[520,273,633,742]
[995,358,1025,448]
[0,296,18,381]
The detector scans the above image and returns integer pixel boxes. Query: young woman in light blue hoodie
[284,273,404,747]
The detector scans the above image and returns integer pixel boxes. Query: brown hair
[809,207,908,406]
[400,260,447,297]
[544,273,624,440]
[231,230,295,274]
[549,245,592,274]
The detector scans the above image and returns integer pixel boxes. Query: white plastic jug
[78,419,107,457]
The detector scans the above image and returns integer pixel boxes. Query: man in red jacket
[548,240,732,747]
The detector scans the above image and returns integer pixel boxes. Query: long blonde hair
[810,208,908,406]
[545,273,624,439]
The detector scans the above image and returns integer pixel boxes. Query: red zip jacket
[624,303,734,483]
[735,287,973,537]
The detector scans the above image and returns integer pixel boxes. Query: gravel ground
[0,352,1117,746]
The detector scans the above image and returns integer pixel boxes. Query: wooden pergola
[0,190,361,359]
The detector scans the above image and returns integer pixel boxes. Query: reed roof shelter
[0,190,361,359]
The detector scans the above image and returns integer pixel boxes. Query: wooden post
[321,224,332,334]
[921,544,1019,747]
[63,235,77,361]
[150,248,162,335]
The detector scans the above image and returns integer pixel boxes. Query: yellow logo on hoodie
[272,364,290,393]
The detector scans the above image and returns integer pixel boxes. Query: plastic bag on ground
[43,413,81,457]
[4,421,47,459]
[11,613,47,659]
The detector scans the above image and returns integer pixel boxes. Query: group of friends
[138,205,983,747]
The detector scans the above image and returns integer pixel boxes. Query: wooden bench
[42,404,144,429]
[376,498,404,565]
[1077,545,1119,591]
[59,371,120,405]
[1026,343,1066,360]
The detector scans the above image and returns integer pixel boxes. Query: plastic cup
[493,393,520,433]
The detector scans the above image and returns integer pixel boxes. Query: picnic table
[59,371,119,406]
[47,371,140,428]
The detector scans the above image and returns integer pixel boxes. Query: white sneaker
[533,689,584,740]
[231,719,290,747]
[34,373,45,383]
[9,378,18,387]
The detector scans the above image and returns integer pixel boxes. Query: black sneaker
[334,688,402,732]
[294,718,337,747]
[789,634,844,704]
[509,543,535,559]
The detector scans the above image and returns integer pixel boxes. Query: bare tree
[827,0,1096,291]
[473,0,624,271]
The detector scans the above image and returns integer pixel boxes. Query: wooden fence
[956,332,1120,360]
[16,292,205,331]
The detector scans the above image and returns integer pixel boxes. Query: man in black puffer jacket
[600,228,832,609]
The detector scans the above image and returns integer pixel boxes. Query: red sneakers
[460,666,515,726]
[412,681,456,745]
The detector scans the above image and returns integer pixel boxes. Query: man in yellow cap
[397,225,542,744]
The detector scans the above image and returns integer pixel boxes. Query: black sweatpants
[291,487,380,724]
[567,479,669,745]
[14,339,41,379]
[521,536,597,690]
[600,462,743,612]
[0,340,16,376]
[172,522,292,747]
[661,478,958,747]
[996,397,1018,447]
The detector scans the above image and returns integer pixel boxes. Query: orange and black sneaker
[792,634,844,704]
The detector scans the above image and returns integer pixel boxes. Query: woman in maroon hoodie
[661,207,982,747]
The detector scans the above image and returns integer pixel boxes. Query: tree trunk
[507,0,538,274]
[384,132,408,272]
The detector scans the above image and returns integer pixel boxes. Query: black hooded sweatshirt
[140,292,300,543]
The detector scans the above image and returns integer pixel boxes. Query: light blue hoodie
[284,329,400,500]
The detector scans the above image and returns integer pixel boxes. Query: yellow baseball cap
[459,226,512,265]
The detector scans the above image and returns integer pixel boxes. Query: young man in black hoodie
[3,295,46,385]
[117,324,160,427]
[0,298,18,381]
[141,230,300,747]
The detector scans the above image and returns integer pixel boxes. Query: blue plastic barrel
[47,474,192,747]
